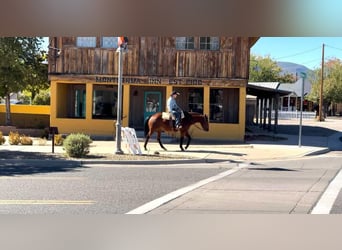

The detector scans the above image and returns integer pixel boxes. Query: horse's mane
[183,111,204,122]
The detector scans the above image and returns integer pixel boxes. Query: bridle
[192,114,208,131]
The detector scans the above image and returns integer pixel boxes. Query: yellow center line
[0,177,85,180]
[0,200,95,205]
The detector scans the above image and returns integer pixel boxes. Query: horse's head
[200,114,209,131]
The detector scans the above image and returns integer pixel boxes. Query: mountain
[277,61,312,76]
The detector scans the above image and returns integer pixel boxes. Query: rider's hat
[171,91,180,96]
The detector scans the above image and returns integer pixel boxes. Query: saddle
[162,111,185,120]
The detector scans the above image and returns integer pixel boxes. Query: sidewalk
[145,118,342,214]
[0,118,340,163]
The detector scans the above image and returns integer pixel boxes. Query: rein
[190,114,207,131]
[193,124,203,130]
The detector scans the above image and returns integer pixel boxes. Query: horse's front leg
[144,133,151,151]
[184,131,192,150]
[179,135,185,151]
[157,131,167,151]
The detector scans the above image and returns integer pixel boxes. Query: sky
[251,37,342,70]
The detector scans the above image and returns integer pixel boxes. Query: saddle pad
[162,112,173,120]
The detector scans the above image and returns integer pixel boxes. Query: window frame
[76,37,97,48]
[176,37,219,50]
[101,37,119,48]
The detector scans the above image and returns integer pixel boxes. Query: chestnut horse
[144,111,209,151]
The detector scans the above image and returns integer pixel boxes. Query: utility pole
[319,43,325,121]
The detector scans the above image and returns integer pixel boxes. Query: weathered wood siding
[48,37,252,79]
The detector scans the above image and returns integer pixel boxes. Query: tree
[23,52,48,102]
[249,55,296,82]
[307,58,342,115]
[0,37,44,125]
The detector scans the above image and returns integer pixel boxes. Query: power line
[298,58,322,68]
[325,44,342,52]
[274,46,321,61]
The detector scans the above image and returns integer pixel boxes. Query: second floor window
[175,37,195,50]
[76,37,96,47]
[101,37,118,48]
[176,37,219,50]
[200,37,219,50]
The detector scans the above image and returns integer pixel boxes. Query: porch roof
[247,82,291,97]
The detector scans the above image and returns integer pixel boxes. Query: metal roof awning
[247,82,291,97]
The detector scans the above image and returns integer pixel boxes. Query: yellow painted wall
[0,105,50,129]
[50,80,129,136]
[174,87,246,141]
[0,105,50,114]
[49,80,246,140]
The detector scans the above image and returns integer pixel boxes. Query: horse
[144,111,209,151]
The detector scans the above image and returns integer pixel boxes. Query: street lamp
[115,37,128,154]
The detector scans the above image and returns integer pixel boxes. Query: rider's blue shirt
[167,96,181,112]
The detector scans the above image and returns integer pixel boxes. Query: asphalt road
[0,162,227,214]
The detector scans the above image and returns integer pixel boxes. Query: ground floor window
[57,84,86,119]
[92,84,118,119]
[172,87,204,114]
[210,88,239,123]
[188,88,203,113]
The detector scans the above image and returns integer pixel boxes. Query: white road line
[126,164,247,214]
[311,169,342,214]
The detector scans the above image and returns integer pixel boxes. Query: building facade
[48,37,258,141]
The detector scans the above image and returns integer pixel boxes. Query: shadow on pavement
[247,167,298,172]
[184,149,246,157]
[276,124,339,137]
[0,150,63,160]
[0,150,84,177]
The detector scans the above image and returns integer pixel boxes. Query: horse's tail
[144,115,151,137]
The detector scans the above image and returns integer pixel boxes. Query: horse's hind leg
[157,131,167,151]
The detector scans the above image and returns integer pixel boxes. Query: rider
[167,91,182,129]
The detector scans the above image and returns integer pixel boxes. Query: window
[76,37,96,47]
[176,37,220,50]
[188,88,203,114]
[175,37,195,50]
[210,88,239,123]
[92,85,118,119]
[200,37,219,50]
[101,37,118,48]
[56,84,86,119]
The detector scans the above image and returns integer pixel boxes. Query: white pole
[298,72,306,147]
[115,47,123,154]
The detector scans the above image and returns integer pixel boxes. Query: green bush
[63,133,92,158]
[32,89,50,105]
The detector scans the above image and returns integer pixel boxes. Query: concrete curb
[303,148,330,156]
[0,146,329,167]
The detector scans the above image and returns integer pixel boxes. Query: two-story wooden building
[48,37,258,141]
